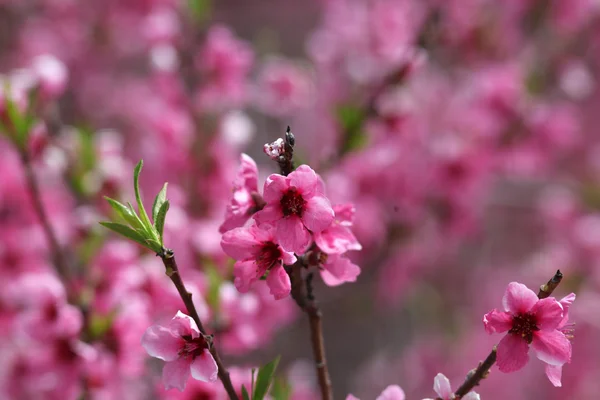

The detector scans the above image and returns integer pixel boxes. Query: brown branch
[289,261,333,400]
[441,270,565,399]
[20,150,70,281]
[159,249,239,400]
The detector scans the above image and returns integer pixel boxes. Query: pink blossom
[483,282,573,379]
[221,224,296,299]
[320,253,361,286]
[314,203,362,254]
[264,138,286,160]
[141,311,218,391]
[346,384,405,400]
[219,154,261,233]
[545,293,576,387]
[254,165,334,254]
[423,373,479,400]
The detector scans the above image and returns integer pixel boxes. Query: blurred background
[0,0,599,399]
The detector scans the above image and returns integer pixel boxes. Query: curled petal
[141,325,183,361]
[545,364,563,387]
[502,282,538,314]
[314,223,362,254]
[238,153,258,191]
[162,358,191,391]
[190,350,219,382]
[483,309,513,334]
[321,255,361,286]
[303,195,334,233]
[168,311,201,338]
[532,330,571,366]
[557,293,576,328]
[496,333,530,373]
[266,265,291,300]
[531,298,563,331]
[433,373,452,399]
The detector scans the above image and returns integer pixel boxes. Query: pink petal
[190,350,219,382]
[141,325,184,361]
[280,248,297,265]
[266,265,291,300]
[239,153,258,192]
[254,203,284,226]
[557,293,576,328]
[233,260,259,293]
[433,373,452,399]
[314,224,362,254]
[321,255,361,286]
[303,195,334,233]
[289,165,320,197]
[333,203,356,226]
[376,385,405,400]
[162,357,191,391]
[483,309,513,334]
[263,174,288,203]
[545,364,563,387]
[502,282,538,314]
[276,215,311,253]
[462,393,480,400]
[496,333,530,373]
[531,330,571,366]
[168,311,201,338]
[221,227,260,260]
[530,298,563,331]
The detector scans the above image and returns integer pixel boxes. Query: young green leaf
[241,385,251,400]
[133,160,153,230]
[105,197,144,229]
[152,183,168,224]
[253,356,281,400]
[99,222,152,249]
[154,200,170,242]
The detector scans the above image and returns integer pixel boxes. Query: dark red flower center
[256,241,282,272]
[509,312,540,344]
[179,334,209,359]
[280,187,306,217]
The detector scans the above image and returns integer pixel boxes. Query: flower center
[509,313,540,343]
[179,335,209,359]
[280,187,306,217]
[256,241,282,272]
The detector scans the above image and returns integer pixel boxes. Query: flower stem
[443,270,565,400]
[159,249,239,400]
[289,261,333,400]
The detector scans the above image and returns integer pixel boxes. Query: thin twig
[289,261,333,400]
[442,270,565,399]
[159,249,239,400]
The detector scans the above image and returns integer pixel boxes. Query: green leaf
[99,222,155,251]
[337,105,368,153]
[270,377,292,400]
[105,197,144,230]
[154,200,170,242]
[188,0,211,22]
[241,385,251,400]
[253,356,280,400]
[133,160,153,231]
[152,183,168,224]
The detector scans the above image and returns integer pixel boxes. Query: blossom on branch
[423,373,479,400]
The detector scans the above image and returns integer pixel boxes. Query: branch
[443,270,565,399]
[288,261,333,400]
[158,249,239,400]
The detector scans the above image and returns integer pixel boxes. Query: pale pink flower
[219,154,261,233]
[423,373,479,400]
[545,293,576,387]
[221,225,296,299]
[141,311,218,391]
[346,384,405,400]
[483,282,572,378]
[254,165,334,253]
[314,204,362,254]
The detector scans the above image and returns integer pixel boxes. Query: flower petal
[433,373,452,399]
[376,385,405,400]
[221,227,260,260]
[266,265,291,300]
[233,260,259,293]
[557,293,576,328]
[496,333,530,373]
[253,203,283,226]
[483,309,513,334]
[303,195,334,233]
[162,358,191,391]
[190,350,219,382]
[141,325,183,361]
[545,364,563,387]
[276,216,311,253]
[321,255,361,286]
[289,165,320,197]
[502,282,538,314]
[463,392,480,400]
[238,153,258,192]
[530,298,563,331]
[263,174,288,203]
[314,223,362,254]
[168,311,201,338]
[532,330,571,366]
[281,248,297,265]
